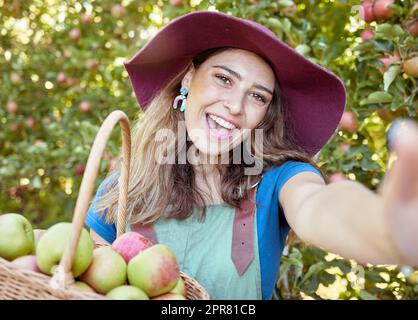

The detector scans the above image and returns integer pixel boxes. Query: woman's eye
[215,75,231,85]
[252,93,266,103]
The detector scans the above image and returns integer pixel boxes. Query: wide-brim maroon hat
[123,10,346,157]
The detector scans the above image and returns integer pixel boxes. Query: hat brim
[124,11,346,157]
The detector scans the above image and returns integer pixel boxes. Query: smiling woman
[85,11,349,300]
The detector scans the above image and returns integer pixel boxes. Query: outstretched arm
[280,121,418,267]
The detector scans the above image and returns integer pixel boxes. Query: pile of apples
[0,213,186,300]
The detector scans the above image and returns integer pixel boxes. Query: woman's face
[181,48,276,159]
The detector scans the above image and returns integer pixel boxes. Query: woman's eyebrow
[211,65,274,96]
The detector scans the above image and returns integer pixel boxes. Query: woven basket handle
[50,110,131,289]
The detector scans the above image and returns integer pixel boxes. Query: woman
[86,11,418,300]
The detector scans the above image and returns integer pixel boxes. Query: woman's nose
[224,93,244,115]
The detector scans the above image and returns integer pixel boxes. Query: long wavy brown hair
[94,46,326,226]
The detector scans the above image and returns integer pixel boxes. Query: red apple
[7,101,18,113]
[338,142,351,153]
[127,244,180,298]
[85,59,98,70]
[79,101,91,113]
[56,72,66,84]
[111,4,126,18]
[10,72,21,84]
[406,19,418,37]
[152,293,186,300]
[74,163,85,176]
[339,111,359,133]
[112,232,153,263]
[63,50,72,58]
[11,255,40,272]
[169,0,182,7]
[360,0,375,22]
[378,52,400,73]
[360,28,374,41]
[403,57,418,77]
[80,247,127,294]
[82,13,92,24]
[26,117,36,129]
[69,28,81,41]
[373,0,394,21]
[65,77,77,88]
[42,117,51,125]
[328,172,348,184]
[9,123,19,133]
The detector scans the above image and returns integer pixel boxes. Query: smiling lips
[206,113,239,140]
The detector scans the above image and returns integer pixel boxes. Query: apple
[107,285,149,300]
[79,101,91,113]
[56,72,66,84]
[111,232,153,263]
[11,255,40,272]
[406,19,418,37]
[82,13,92,24]
[360,28,374,41]
[152,293,186,300]
[85,59,98,70]
[69,28,81,41]
[111,4,126,18]
[26,116,36,129]
[9,123,19,133]
[360,0,375,22]
[339,111,358,133]
[63,50,72,58]
[373,0,394,20]
[80,247,127,294]
[170,277,187,297]
[127,244,180,298]
[10,72,21,84]
[169,0,182,7]
[403,57,418,77]
[36,222,93,277]
[7,101,18,113]
[338,142,351,153]
[328,172,347,184]
[74,163,85,176]
[74,281,96,293]
[378,52,400,73]
[0,213,34,261]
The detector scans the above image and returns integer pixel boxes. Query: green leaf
[375,24,404,40]
[383,65,401,92]
[360,91,393,105]
[358,290,378,300]
[295,44,311,56]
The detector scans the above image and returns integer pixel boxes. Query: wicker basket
[0,110,209,300]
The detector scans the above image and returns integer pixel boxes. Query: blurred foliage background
[1,0,417,299]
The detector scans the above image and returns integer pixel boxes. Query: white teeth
[208,114,236,130]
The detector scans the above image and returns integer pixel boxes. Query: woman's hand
[379,119,418,267]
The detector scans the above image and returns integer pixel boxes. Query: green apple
[152,293,186,300]
[0,213,34,260]
[36,222,93,277]
[74,281,96,293]
[107,285,149,300]
[170,277,187,297]
[80,247,126,294]
[127,244,180,297]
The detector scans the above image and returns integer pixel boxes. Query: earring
[172,86,188,112]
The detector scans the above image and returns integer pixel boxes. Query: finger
[388,120,418,203]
